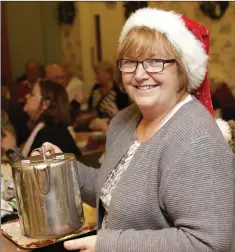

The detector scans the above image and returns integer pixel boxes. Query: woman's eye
[148,59,161,66]
[124,60,134,65]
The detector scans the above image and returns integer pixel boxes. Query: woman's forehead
[123,48,169,59]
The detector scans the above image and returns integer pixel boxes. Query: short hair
[39,80,70,126]
[94,61,115,79]
[116,26,189,94]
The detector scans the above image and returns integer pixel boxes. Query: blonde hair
[94,61,115,79]
[116,26,189,94]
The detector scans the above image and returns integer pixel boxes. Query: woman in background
[71,61,130,130]
[2,80,81,162]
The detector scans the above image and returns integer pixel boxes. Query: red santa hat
[119,8,214,117]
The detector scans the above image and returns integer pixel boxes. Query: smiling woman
[40,7,234,252]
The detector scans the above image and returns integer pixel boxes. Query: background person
[72,61,130,131]
[2,80,81,162]
[13,59,42,103]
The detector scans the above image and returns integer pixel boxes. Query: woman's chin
[135,96,160,110]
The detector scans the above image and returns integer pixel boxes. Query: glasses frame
[117,58,176,73]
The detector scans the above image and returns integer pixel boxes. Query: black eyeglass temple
[164,59,176,63]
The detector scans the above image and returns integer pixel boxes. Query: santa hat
[119,8,214,117]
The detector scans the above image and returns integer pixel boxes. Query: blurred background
[2,1,235,97]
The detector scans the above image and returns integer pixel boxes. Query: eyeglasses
[117,58,176,73]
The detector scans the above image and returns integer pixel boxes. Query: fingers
[64,237,89,250]
[41,142,62,153]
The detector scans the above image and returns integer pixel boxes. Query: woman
[71,61,130,130]
[2,80,81,161]
[42,8,234,252]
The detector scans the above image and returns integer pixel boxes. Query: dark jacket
[29,123,81,158]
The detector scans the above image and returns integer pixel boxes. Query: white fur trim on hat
[119,8,208,92]
[216,118,232,142]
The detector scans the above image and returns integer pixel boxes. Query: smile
[135,85,158,90]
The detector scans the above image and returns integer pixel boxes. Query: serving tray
[1,219,96,249]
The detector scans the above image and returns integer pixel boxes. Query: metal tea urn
[12,149,84,238]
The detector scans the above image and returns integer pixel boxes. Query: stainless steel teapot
[12,148,84,238]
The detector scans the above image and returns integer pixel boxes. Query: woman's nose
[25,93,30,100]
[134,63,149,81]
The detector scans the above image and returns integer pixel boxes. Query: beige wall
[6,2,62,81]
[60,2,125,94]
[61,2,235,95]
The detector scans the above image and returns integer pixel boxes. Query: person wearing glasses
[1,80,81,162]
[41,8,234,252]
[72,60,130,131]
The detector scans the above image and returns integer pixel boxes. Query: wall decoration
[199,2,229,20]
[58,2,76,25]
[123,1,148,19]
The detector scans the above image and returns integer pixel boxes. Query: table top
[75,131,106,156]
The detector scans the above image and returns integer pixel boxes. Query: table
[75,131,106,156]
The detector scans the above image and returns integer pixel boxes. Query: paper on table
[1,198,14,218]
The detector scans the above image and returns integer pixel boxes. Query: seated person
[45,63,86,102]
[2,80,81,163]
[62,61,86,103]
[72,61,130,130]
[1,83,30,146]
[212,82,235,120]
[13,59,41,103]
[89,101,120,133]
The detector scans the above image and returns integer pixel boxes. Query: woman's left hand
[64,235,97,252]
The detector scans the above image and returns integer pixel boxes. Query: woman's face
[122,54,183,113]
[95,69,111,85]
[24,82,42,119]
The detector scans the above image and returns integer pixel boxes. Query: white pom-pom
[216,118,232,142]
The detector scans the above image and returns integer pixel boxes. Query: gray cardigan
[76,99,235,252]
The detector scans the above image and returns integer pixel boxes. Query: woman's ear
[42,99,50,111]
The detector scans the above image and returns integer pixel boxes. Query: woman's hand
[105,102,119,118]
[31,142,62,156]
[89,118,109,133]
[1,130,17,151]
[64,235,97,252]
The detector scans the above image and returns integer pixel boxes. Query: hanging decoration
[199,2,229,20]
[123,2,148,19]
[58,2,76,25]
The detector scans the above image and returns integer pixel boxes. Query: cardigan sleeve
[95,136,235,252]
[75,161,100,208]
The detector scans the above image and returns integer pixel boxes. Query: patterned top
[100,94,194,229]
[88,82,129,119]
[100,140,141,229]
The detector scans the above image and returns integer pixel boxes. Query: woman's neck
[136,92,188,142]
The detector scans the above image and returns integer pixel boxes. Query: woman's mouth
[135,85,159,90]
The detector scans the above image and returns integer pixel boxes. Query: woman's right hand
[31,142,62,156]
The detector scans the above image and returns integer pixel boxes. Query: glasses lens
[143,59,163,72]
[119,59,136,72]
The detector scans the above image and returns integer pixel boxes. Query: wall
[6,2,62,81]
[61,2,235,95]
[60,2,125,93]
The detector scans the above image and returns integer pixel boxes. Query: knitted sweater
[76,99,235,252]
